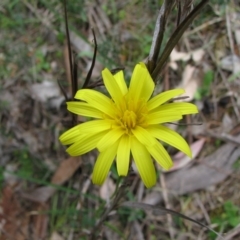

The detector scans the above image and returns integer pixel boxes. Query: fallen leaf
[143,191,162,205]
[170,48,190,62]
[222,113,233,132]
[51,157,82,185]
[220,55,240,74]
[22,157,82,203]
[30,80,61,103]
[177,64,199,101]
[70,31,92,53]
[169,48,205,70]
[192,49,205,62]
[21,186,55,203]
[143,134,240,206]
[164,134,240,194]
[235,29,240,46]
[99,178,116,202]
[50,232,65,240]
[121,202,223,239]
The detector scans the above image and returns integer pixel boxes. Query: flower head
[59,62,198,188]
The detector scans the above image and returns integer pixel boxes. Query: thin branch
[178,0,194,25]
[89,175,131,240]
[147,0,175,73]
[57,80,68,101]
[63,0,78,126]
[168,122,202,126]
[176,0,182,27]
[82,29,98,89]
[63,0,74,98]
[160,174,175,239]
[204,131,240,146]
[217,223,240,240]
[121,202,224,239]
[152,0,210,81]
[22,0,58,35]
[172,96,189,101]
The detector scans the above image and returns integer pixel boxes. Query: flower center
[113,98,148,134]
[122,110,137,129]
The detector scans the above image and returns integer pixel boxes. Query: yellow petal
[97,128,124,152]
[129,62,155,102]
[147,110,182,124]
[147,125,192,157]
[67,102,103,118]
[102,68,123,104]
[92,141,119,185]
[147,89,185,111]
[131,137,156,188]
[74,89,115,118]
[155,102,198,115]
[60,120,112,145]
[78,120,113,134]
[59,124,82,145]
[146,141,173,170]
[116,135,131,176]
[66,130,108,156]
[114,70,128,95]
[131,126,156,147]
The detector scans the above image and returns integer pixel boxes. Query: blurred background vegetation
[1,0,240,239]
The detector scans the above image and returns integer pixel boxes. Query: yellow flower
[59,62,198,188]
